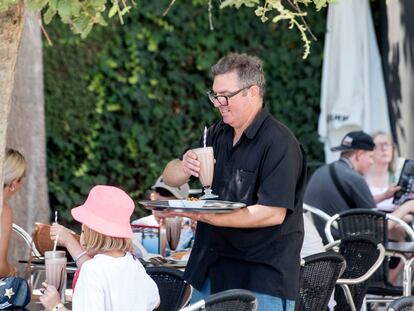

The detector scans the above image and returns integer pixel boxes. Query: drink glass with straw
[193,126,218,199]
[53,211,59,253]
[45,211,67,302]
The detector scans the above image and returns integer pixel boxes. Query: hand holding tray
[139,200,245,214]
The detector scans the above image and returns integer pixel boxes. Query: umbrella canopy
[318,0,391,163]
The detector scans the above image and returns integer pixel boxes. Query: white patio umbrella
[318,0,391,163]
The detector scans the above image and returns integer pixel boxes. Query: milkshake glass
[192,146,218,199]
[45,250,67,302]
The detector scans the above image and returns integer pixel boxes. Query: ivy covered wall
[44,1,326,226]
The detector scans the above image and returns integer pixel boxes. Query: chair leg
[339,284,357,311]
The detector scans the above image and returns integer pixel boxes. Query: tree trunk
[380,0,414,157]
[0,1,25,231]
[7,10,49,271]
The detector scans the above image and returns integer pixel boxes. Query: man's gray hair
[211,53,266,97]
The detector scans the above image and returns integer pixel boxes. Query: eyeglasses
[375,142,392,150]
[206,85,252,106]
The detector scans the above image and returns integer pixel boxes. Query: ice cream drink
[45,251,67,302]
[193,147,214,188]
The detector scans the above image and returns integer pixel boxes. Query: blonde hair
[4,148,26,186]
[83,225,132,253]
[371,131,397,173]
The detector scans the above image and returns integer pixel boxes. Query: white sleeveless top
[369,186,396,212]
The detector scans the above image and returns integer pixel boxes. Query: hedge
[44,1,326,227]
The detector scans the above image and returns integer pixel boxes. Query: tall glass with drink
[45,250,67,302]
[192,146,218,199]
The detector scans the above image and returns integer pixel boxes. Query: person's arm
[389,200,414,228]
[50,224,91,268]
[373,185,401,203]
[163,150,200,187]
[0,205,15,277]
[173,204,287,228]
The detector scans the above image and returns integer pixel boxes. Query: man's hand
[182,149,200,178]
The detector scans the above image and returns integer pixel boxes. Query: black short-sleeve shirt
[183,107,306,300]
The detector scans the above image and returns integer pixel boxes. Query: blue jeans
[191,278,295,311]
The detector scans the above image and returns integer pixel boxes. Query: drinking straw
[53,211,59,253]
[53,232,59,253]
[203,126,207,148]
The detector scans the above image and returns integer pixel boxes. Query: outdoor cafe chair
[387,295,414,311]
[12,223,44,287]
[326,236,386,311]
[12,223,42,258]
[146,266,192,311]
[303,203,331,224]
[296,251,346,311]
[324,208,414,304]
[179,289,257,311]
[302,203,333,243]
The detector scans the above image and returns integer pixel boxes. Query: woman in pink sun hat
[40,185,160,311]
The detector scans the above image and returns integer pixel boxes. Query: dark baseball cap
[330,131,375,152]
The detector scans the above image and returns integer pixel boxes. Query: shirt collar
[243,106,270,139]
[339,157,354,169]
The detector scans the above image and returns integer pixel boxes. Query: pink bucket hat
[71,185,134,238]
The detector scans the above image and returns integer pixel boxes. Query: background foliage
[44,0,326,227]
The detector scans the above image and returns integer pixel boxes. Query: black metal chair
[179,289,257,311]
[326,236,385,311]
[324,208,414,304]
[388,295,414,311]
[146,266,192,311]
[296,251,346,311]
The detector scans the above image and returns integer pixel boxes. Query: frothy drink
[45,251,67,302]
[193,147,214,187]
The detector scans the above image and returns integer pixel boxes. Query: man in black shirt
[163,53,306,311]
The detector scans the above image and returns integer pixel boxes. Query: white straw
[53,211,59,254]
[203,126,207,148]
[53,233,59,253]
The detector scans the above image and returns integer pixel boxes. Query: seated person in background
[133,175,190,226]
[305,131,414,284]
[42,185,159,311]
[366,131,414,217]
[132,176,195,253]
[305,131,414,239]
[0,148,26,278]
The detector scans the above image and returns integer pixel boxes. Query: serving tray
[138,200,246,214]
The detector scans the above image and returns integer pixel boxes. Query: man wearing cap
[304,130,399,239]
[132,176,195,252]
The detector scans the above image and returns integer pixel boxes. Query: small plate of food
[167,251,191,265]
[182,198,206,208]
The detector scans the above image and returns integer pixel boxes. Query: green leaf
[26,0,49,10]
[108,3,119,18]
[71,0,81,16]
[57,0,72,18]
[43,6,57,24]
